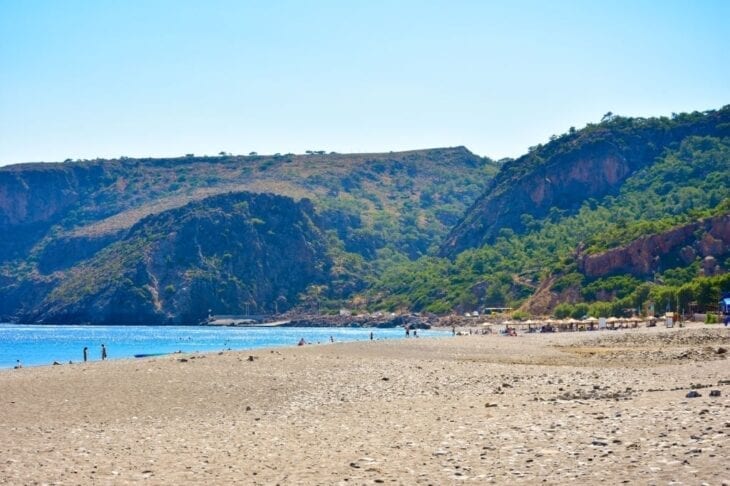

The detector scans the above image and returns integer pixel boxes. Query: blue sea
[0,324,443,369]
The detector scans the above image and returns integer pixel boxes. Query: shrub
[511,310,530,321]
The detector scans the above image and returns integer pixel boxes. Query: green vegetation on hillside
[30,192,332,324]
[2,107,730,323]
[442,106,730,254]
[370,134,730,315]
[0,147,499,322]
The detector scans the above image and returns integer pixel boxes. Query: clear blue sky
[1,0,729,165]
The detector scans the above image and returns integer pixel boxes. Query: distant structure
[481,307,514,314]
[204,315,261,326]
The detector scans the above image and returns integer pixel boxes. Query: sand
[1,322,729,485]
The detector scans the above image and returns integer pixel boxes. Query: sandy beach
[1,323,729,485]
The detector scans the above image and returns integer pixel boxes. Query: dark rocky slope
[7,192,331,324]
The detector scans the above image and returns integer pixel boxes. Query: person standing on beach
[83,347,88,362]
[370,331,374,340]
[101,344,107,360]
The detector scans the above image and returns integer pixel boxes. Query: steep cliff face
[579,213,730,278]
[440,108,730,257]
[11,192,331,324]
[441,142,631,255]
[0,165,80,226]
[0,162,113,262]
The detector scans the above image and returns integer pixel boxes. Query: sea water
[0,324,443,369]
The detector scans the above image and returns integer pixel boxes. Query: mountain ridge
[0,146,498,323]
[2,106,730,323]
[440,107,730,257]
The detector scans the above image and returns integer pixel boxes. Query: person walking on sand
[83,347,88,362]
[101,344,107,360]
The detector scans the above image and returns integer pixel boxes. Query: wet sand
[1,322,728,484]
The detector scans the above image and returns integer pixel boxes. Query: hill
[440,108,730,256]
[4,106,729,323]
[0,147,497,323]
[8,192,330,324]
[371,107,730,316]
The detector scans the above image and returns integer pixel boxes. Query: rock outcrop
[0,162,112,262]
[440,108,730,257]
[579,213,730,278]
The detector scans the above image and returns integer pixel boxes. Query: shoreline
[0,325,450,371]
[1,323,728,483]
[4,318,719,371]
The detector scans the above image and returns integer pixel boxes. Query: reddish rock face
[441,107,729,258]
[699,233,725,257]
[680,245,697,265]
[528,155,630,206]
[708,215,730,245]
[579,213,730,278]
[702,256,720,276]
[0,170,76,225]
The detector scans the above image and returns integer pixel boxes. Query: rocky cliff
[440,107,730,257]
[579,213,730,278]
[0,162,114,262]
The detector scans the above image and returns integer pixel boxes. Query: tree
[274,295,287,314]
[299,285,328,313]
